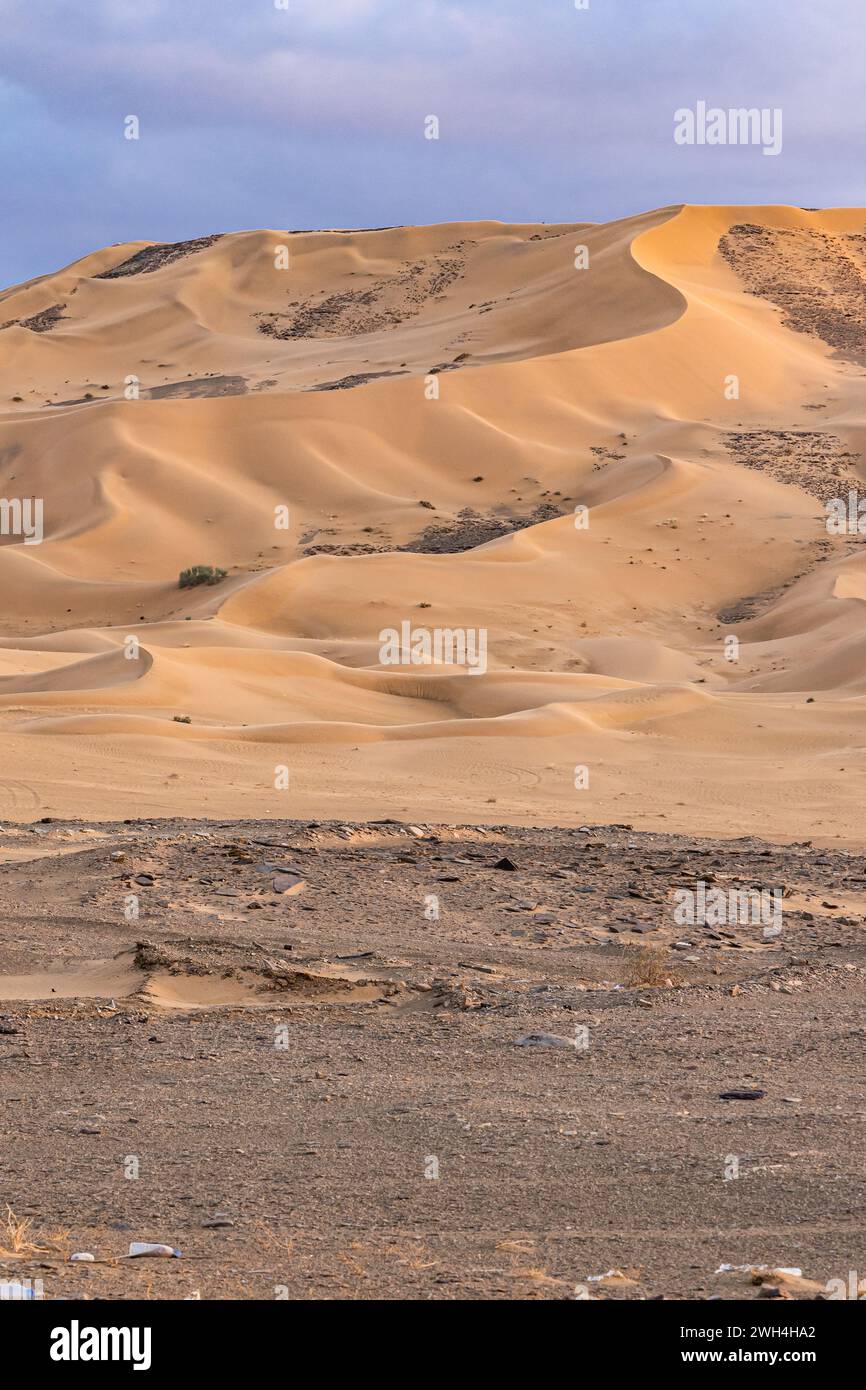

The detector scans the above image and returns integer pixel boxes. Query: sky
[1,0,863,286]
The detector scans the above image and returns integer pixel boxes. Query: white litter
[0,1281,38,1299]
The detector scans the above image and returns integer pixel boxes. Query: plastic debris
[128,1241,181,1258]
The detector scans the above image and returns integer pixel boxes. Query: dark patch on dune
[428,353,471,373]
[300,504,567,559]
[302,542,393,557]
[718,223,866,364]
[403,504,565,555]
[309,370,408,392]
[256,252,464,340]
[95,235,223,279]
[44,376,249,407]
[147,375,248,400]
[716,545,837,625]
[723,429,860,504]
[16,304,68,333]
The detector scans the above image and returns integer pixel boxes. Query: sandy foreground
[0,205,865,837]
[0,816,863,1301]
[0,208,865,1301]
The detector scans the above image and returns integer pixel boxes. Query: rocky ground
[0,817,863,1301]
[718,222,866,365]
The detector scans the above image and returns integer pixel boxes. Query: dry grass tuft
[0,1205,69,1259]
[251,1219,294,1259]
[622,943,676,988]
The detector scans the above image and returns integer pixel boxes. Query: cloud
[0,0,864,284]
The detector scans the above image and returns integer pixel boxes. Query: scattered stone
[272,872,306,895]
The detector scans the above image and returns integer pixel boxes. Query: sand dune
[0,204,864,839]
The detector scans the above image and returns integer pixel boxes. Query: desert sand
[1,209,865,1304]
[1,205,865,842]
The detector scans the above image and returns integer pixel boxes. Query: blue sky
[1,0,863,285]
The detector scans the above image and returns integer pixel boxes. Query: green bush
[178,564,227,589]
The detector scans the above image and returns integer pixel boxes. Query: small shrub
[172,715,191,724]
[622,943,675,988]
[178,564,227,589]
